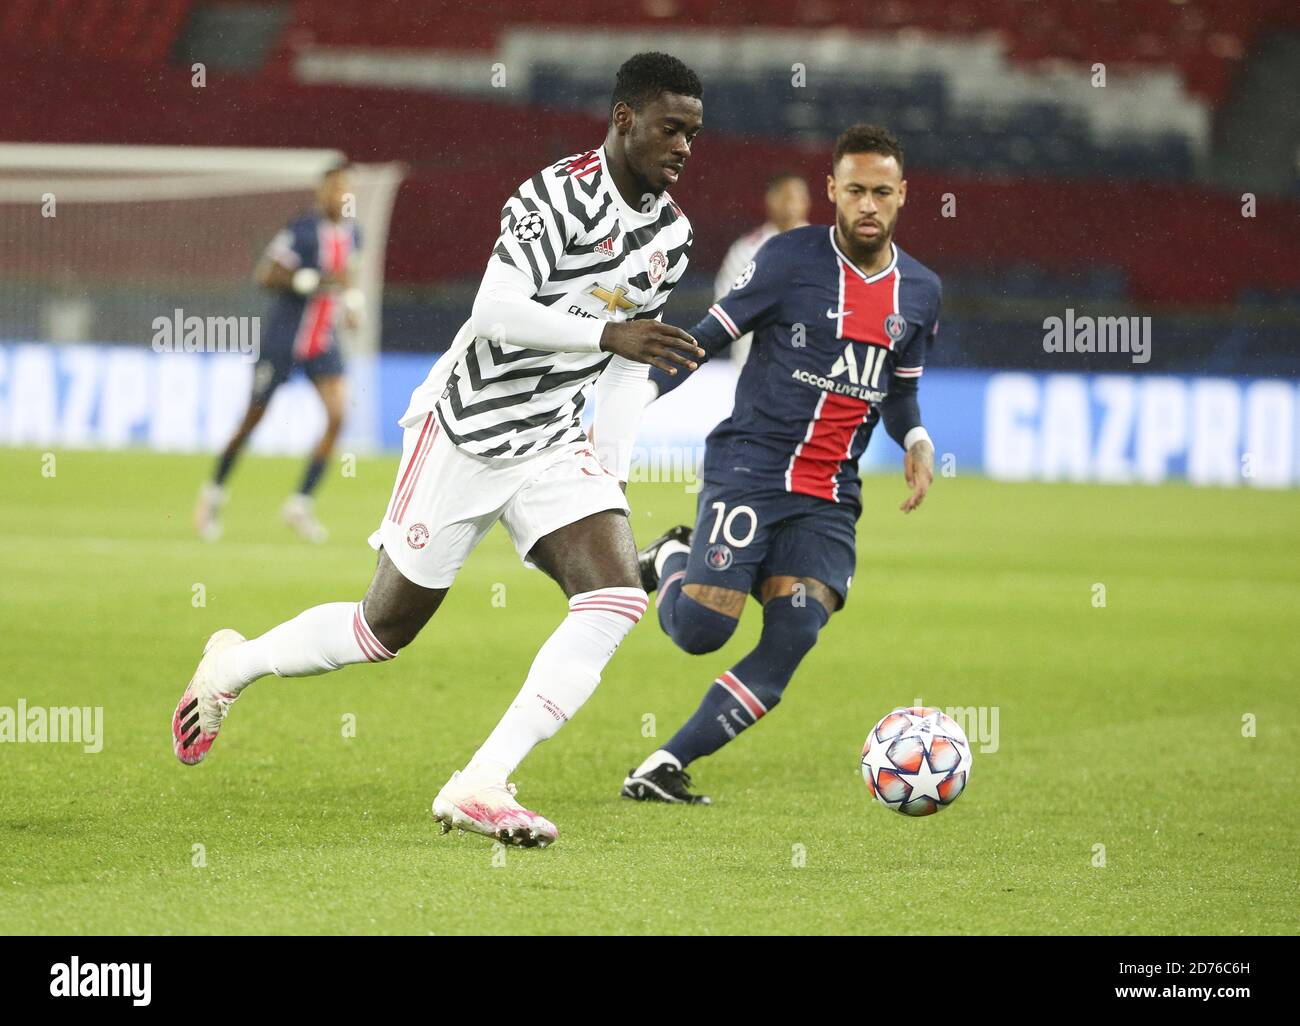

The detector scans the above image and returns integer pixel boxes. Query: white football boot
[172,629,246,765]
[432,770,559,848]
[282,493,328,543]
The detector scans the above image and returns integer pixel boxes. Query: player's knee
[669,593,739,655]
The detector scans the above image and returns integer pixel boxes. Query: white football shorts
[368,411,629,589]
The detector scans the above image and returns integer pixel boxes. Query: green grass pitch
[1,446,1296,935]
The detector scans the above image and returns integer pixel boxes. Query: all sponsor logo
[789,342,888,402]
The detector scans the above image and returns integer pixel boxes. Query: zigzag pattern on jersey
[439,148,693,459]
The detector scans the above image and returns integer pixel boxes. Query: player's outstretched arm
[470,259,611,354]
[644,312,736,399]
[599,320,703,375]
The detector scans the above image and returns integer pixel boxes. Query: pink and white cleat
[432,770,559,848]
[172,629,245,765]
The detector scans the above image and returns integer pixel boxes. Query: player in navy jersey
[194,163,363,544]
[622,124,941,805]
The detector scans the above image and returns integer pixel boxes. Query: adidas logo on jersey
[595,236,616,258]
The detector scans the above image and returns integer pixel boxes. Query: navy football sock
[657,574,739,655]
[213,444,240,487]
[664,595,829,766]
[297,457,327,497]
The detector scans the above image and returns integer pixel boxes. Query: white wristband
[903,426,933,451]
[291,268,321,295]
[343,287,364,313]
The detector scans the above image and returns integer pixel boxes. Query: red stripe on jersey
[841,264,899,349]
[708,304,740,339]
[295,294,335,360]
[295,224,351,360]
[787,392,871,502]
[565,150,598,175]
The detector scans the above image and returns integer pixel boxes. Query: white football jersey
[402,146,693,459]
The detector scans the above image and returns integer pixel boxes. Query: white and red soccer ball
[861,706,972,816]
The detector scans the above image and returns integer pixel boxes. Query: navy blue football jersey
[656,225,941,508]
[262,212,362,360]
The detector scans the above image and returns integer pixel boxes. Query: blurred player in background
[713,172,810,364]
[194,163,363,544]
[173,53,706,848]
[623,125,941,804]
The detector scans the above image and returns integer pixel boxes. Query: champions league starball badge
[513,212,545,242]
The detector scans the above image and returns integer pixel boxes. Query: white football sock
[654,540,690,578]
[634,749,681,777]
[466,587,648,780]
[217,602,395,691]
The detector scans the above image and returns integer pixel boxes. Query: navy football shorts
[682,479,860,608]
[250,341,344,406]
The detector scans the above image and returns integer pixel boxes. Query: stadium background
[1,1,1298,938]
[1,0,1299,484]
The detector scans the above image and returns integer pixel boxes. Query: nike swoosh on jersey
[826,308,853,318]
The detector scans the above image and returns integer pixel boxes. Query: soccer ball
[861,706,972,816]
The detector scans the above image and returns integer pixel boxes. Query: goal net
[0,144,403,355]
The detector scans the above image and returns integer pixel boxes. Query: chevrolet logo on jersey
[587,283,638,315]
[789,342,888,402]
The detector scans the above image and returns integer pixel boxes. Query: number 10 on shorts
[708,502,757,548]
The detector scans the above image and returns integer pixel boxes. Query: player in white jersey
[170,53,706,848]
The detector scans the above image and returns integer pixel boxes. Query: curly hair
[610,52,703,115]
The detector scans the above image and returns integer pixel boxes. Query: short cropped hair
[610,52,703,116]
[832,124,904,171]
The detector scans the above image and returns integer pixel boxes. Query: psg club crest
[406,523,430,549]
[884,312,908,342]
[729,260,755,292]
[513,212,545,242]
[705,543,733,571]
[648,249,668,284]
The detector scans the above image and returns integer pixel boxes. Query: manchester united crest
[648,249,668,284]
